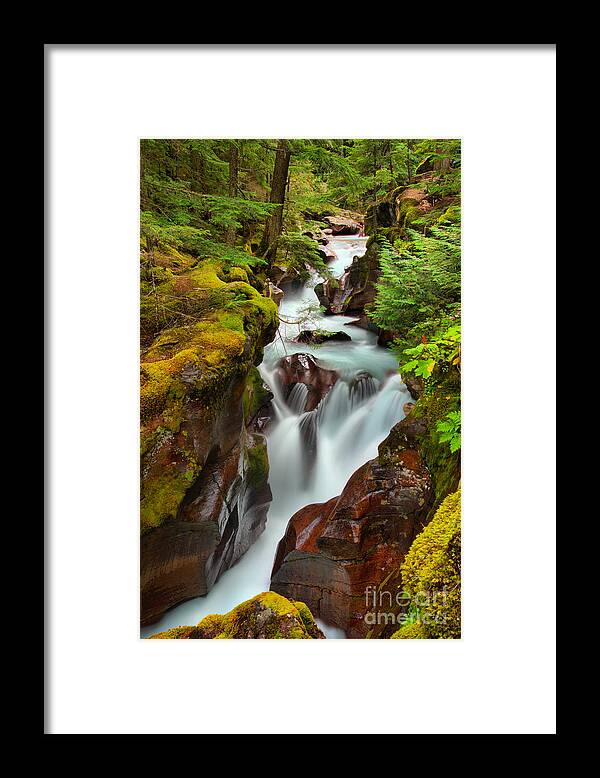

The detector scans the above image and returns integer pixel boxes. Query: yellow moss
[148,625,200,639]
[148,593,323,639]
[140,257,278,534]
[293,600,321,635]
[390,622,429,639]
[140,347,199,420]
[140,453,198,534]
[401,488,461,638]
[221,266,249,283]
[140,321,247,421]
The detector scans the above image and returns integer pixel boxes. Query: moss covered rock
[140,255,278,627]
[390,622,429,639]
[364,411,459,640]
[140,257,278,535]
[149,592,325,639]
[410,385,461,510]
[399,488,461,639]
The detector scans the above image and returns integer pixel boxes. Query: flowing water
[141,235,412,639]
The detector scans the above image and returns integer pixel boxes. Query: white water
[141,235,412,639]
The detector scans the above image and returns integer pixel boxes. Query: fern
[436,410,461,453]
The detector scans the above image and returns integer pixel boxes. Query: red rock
[275,353,339,412]
[270,429,433,638]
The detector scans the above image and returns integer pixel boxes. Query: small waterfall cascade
[141,234,412,639]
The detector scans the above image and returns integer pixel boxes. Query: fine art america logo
[363,585,449,628]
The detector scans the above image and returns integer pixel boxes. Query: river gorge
[141,234,414,638]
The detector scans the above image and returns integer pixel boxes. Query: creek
[141,235,412,638]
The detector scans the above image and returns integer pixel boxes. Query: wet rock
[294,329,352,346]
[345,315,379,335]
[315,237,379,316]
[268,282,284,306]
[317,244,337,261]
[323,215,362,235]
[270,426,433,638]
[303,229,322,241]
[141,429,272,627]
[403,375,424,401]
[377,329,396,347]
[403,402,416,416]
[275,353,339,412]
[270,265,286,286]
[149,592,325,639]
[278,267,305,290]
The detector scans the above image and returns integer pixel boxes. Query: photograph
[140,138,461,639]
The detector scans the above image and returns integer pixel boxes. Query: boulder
[317,244,337,261]
[270,424,433,638]
[275,353,339,412]
[141,427,272,627]
[344,315,379,335]
[323,215,362,235]
[270,265,286,286]
[294,329,352,346]
[278,267,305,290]
[149,592,325,639]
[315,237,379,316]
[268,281,284,306]
[403,375,424,401]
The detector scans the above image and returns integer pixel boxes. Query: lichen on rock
[398,487,461,639]
[148,592,325,639]
[140,253,279,626]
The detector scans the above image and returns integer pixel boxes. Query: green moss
[140,323,247,421]
[148,592,324,639]
[401,488,461,639]
[242,367,270,422]
[437,205,461,225]
[148,625,200,639]
[220,266,250,283]
[140,446,198,534]
[293,600,321,637]
[390,622,429,639]
[226,281,279,330]
[140,257,278,534]
[244,442,269,489]
[412,384,461,509]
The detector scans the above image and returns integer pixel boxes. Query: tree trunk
[259,139,291,265]
[226,142,239,246]
[372,144,378,229]
[433,145,451,172]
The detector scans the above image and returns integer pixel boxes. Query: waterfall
[287,383,309,414]
[141,235,411,639]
